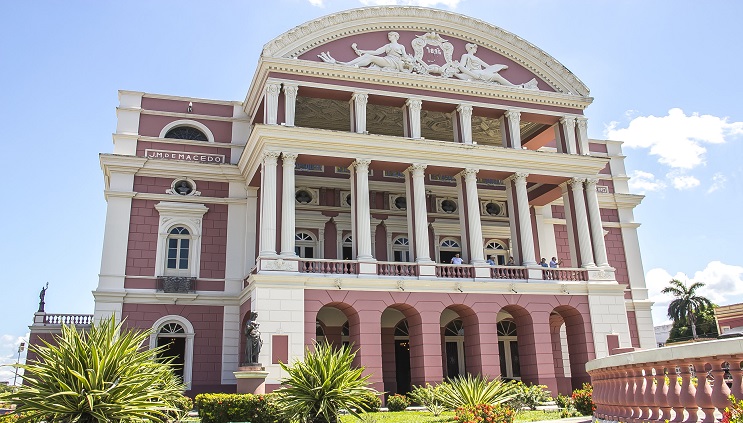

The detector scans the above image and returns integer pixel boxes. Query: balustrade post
[711,359,732,420]
[631,368,644,422]
[731,360,743,399]
[594,370,607,419]
[643,366,658,421]
[667,366,684,422]
[693,360,715,423]
[657,367,671,422]
[679,363,697,423]
[617,369,631,421]
[608,368,621,421]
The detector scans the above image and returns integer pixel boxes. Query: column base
[417,262,436,277]
[587,267,616,281]
[526,266,545,280]
[234,365,269,394]
[258,257,299,272]
[357,261,378,275]
[473,264,492,279]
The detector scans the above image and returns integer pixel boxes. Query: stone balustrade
[586,338,743,423]
[543,267,588,281]
[435,264,475,278]
[43,314,94,326]
[299,259,359,275]
[490,266,528,280]
[377,261,418,277]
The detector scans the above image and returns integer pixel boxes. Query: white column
[353,159,374,260]
[280,153,298,256]
[264,83,281,125]
[559,116,577,154]
[569,178,596,267]
[406,98,422,139]
[456,104,473,144]
[318,226,325,259]
[510,172,537,266]
[283,84,299,127]
[504,182,520,264]
[576,117,589,155]
[351,93,368,134]
[409,164,433,263]
[462,168,485,264]
[584,178,609,267]
[504,110,522,149]
[259,151,280,256]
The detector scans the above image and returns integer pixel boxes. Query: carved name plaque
[145,149,226,164]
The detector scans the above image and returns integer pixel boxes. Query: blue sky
[1,0,742,383]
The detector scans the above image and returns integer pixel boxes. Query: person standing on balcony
[506,257,515,266]
[486,255,496,266]
[549,257,563,268]
[451,253,463,264]
[540,258,548,267]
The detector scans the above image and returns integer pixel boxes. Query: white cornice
[260,6,590,97]
[135,108,249,123]
[100,153,243,182]
[133,193,247,205]
[238,124,608,184]
[139,91,241,107]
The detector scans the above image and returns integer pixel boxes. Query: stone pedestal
[234,365,269,394]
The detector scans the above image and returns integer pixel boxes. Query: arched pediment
[261,6,589,96]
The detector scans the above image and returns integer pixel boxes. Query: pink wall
[605,227,630,299]
[134,176,229,198]
[626,311,640,348]
[139,114,232,143]
[142,97,233,118]
[121,303,226,394]
[553,224,573,268]
[589,143,608,153]
[201,204,228,280]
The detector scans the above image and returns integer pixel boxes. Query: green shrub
[508,381,551,411]
[571,383,595,416]
[1,317,185,423]
[555,393,580,418]
[454,403,515,423]
[276,341,379,423]
[159,395,193,422]
[408,383,446,416]
[357,391,382,413]
[385,394,410,412]
[194,393,286,423]
[0,414,22,423]
[438,374,517,409]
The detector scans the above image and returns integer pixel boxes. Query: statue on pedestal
[38,282,49,312]
[244,312,263,365]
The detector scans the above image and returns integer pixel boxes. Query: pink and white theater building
[32,6,656,396]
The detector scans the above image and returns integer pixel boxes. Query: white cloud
[628,170,666,194]
[358,0,461,8]
[307,0,325,6]
[648,261,743,326]
[669,173,700,190]
[605,108,743,170]
[707,173,727,193]
[0,334,28,385]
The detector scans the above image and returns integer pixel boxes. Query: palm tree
[662,279,713,340]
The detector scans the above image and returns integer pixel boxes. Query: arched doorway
[150,316,194,389]
[443,319,466,378]
[497,319,521,380]
[551,306,591,392]
[394,320,411,394]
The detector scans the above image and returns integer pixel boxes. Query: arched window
[295,231,316,258]
[150,316,194,389]
[392,236,410,262]
[485,240,509,266]
[164,126,208,141]
[166,227,191,275]
[497,319,520,380]
[342,234,353,260]
[439,238,461,263]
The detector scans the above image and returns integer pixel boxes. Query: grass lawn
[338,409,564,422]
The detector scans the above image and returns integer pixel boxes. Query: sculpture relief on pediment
[314,30,539,90]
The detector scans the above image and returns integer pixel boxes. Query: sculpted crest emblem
[318,31,538,90]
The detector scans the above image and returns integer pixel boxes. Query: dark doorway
[445,341,460,378]
[343,246,353,260]
[439,250,460,264]
[157,336,186,379]
[394,340,411,394]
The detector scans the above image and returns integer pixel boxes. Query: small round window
[296,190,313,204]
[485,202,502,216]
[164,126,208,141]
[394,196,407,210]
[173,180,194,195]
[441,199,457,213]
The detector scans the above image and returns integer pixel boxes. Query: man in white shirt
[451,253,463,264]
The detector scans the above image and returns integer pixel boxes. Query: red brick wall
[605,227,630,298]
[600,208,620,222]
[134,176,229,198]
[200,204,228,280]
[626,311,640,348]
[553,224,573,268]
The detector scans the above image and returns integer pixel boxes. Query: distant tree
[662,279,713,340]
[667,304,719,343]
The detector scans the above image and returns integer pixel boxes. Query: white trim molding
[154,202,209,278]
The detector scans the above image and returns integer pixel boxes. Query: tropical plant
[437,374,517,410]
[408,383,446,416]
[668,304,718,342]
[722,394,743,423]
[276,341,379,423]
[571,383,594,416]
[508,381,551,411]
[454,403,514,423]
[385,394,410,412]
[662,279,713,339]
[357,391,381,413]
[194,393,286,423]
[0,316,186,423]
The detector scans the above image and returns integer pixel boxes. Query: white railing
[490,266,528,280]
[377,262,418,277]
[299,259,359,275]
[44,314,94,326]
[543,267,587,281]
[435,264,475,278]
[586,338,743,423]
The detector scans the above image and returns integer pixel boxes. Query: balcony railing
[157,276,196,293]
[491,266,528,280]
[43,314,94,326]
[542,268,587,281]
[435,264,475,278]
[377,262,418,277]
[299,259,359,275]
[586,338,743,423]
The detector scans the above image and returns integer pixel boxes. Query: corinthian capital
[569,177,586,190]
[282,152,298,165]
[559,116,576,128]
[576,117,588,130]
[407,163,427,176]
[352,158,371,172]
[506,172,528,183]
[265,83,281,95]
[405,98,422,111]
[460,168,479,180]
[283,84,299,97]
[263,151,281,164]
[584,178,599,188]
[456,104,473,117]
[504,110,521,121]
[352,92,369,104]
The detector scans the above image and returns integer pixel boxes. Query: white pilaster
[114,91,143,156]
[225,182,248,294]
[462,168,485,264]
[576,117,589,155]
[504,182,520,264]
[504,110,522,149]
[221,305,240,384]
[569,178,596,268]
[351,93,368,134]
[259,151,280,256]
[409,164,433,263]
[534,205,558,261]
[231,104,250,164]
[509,172,537,266]
[263,83,281,125]
[559,116,578,154]
[456,104,473,144]
[352,159,374,260]
[283,84,298,127]
[280,153,298,256]
[405,98,422,139]
[584,178,609,267]
[97,172,135,291]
